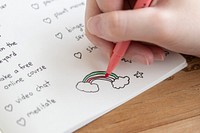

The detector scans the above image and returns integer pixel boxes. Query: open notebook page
[0,0,187,133]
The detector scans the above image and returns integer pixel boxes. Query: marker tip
[105,73,110,78]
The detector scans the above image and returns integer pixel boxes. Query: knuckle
[152,11,175,43]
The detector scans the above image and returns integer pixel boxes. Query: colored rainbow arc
[82,71,119,83]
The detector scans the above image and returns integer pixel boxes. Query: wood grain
[76,55,200,133]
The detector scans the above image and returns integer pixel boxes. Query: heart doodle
[74,52,82,59]
[43,17,52,24]
[16,118,26,127]
[31,3,40,10]
[4,104,13,112]
[55,32,63,39]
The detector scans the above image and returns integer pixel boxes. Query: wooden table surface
[76,55,200,133]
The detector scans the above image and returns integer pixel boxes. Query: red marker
[105,0,153,77]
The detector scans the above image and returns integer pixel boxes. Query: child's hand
[85,0,200,64]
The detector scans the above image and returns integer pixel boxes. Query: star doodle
[134,71,144,78]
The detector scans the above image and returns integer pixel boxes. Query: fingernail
[132,55,153,65]
[154,53,165,61]
[87,16,102,37]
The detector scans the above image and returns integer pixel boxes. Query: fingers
[124,42,165,65]
[87,7,173,46]
[148,45,165,61]
[125,42,154,65]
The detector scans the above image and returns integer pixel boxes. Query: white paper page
[0,0,187,133]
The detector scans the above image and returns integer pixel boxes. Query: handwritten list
[0,39,53,128]
[0,0,90,132]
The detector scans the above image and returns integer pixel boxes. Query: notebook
[0,0,187,133]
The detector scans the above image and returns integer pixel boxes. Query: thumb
[87,8,172,45]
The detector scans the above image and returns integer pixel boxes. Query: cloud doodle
[112,76,130,89]
[76,71,130,93]
[76,82,99,93]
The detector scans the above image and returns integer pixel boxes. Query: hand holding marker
[105,0,153,77]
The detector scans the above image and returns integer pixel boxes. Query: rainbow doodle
[76,71,130,93]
